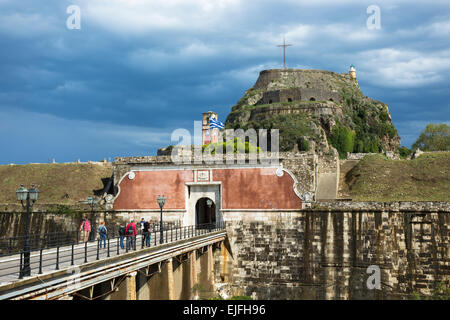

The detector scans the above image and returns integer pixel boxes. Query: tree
[412,123,450,151]
[330,125,355,158]
[202,137,260,155]
[398,146,412,159]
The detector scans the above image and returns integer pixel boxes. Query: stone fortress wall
[257,87,342,105]
[251,68,354,106]
[217,201,450,300]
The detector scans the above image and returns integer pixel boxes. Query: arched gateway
[195,197,216,226]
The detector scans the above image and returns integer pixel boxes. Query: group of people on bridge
[79,217,155,250]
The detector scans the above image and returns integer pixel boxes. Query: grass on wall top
[0,163,112,205]
[344,152,450,202]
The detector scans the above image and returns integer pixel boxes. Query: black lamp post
[87,196,98,241]
[206,199,213,229]
[157,195,166,244]
[16,184,39,278]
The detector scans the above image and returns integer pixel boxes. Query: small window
[288,98,292,102]
[310,97,316,101]
[269,100,273,104]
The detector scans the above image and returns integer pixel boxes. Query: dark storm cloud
[0,0,449,163]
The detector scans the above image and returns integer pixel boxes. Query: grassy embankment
[0,163,112,205]
[342,152,450,202]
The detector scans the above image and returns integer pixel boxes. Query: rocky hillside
[225,69,401,157]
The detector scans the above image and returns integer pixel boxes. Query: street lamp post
[157,195,166,244]
[87,196,98,241]
[206,199,213,230]
[16,184,39,278]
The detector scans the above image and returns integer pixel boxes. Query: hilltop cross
[277,37,292,69]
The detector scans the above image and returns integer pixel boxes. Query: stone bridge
[0,224,228,300]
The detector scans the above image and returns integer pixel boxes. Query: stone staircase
[316,173,338,200]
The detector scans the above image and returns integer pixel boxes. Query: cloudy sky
[0,0,449,164]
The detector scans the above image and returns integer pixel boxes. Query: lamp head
[157,195,166,209]
[16,185,28,201]
[28,184,39,202]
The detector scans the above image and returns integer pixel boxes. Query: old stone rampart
[220,201,449,299]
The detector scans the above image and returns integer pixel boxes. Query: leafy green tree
[202,137,260,155]
[330,125,355,158]
[297,137,310,152]
[238,114,313,152]
[412,123,450,151]
[398,146,412,159]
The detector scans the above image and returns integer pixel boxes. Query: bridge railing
[0,222,226,281]
[0,222,182,258]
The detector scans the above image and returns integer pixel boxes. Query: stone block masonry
[219,202,449,299]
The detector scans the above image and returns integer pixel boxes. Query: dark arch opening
[329,98,334,102]
[310,97,316,101]
[195,197,216,228]
[287,98,292,102]
[268,100,273,104]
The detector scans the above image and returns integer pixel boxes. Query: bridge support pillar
[191,250,199,299]
[209,244,215,289]
[199,245,215,298]
[126,272,137,300]
[167,258,175,300]
[220,241,232,282]
[146,259,174,299]
[136,268,150,300]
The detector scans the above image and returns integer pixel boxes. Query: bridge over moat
[0,223,228,300]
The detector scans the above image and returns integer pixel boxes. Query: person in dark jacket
[118,225,126,249]
[142,220,151,247]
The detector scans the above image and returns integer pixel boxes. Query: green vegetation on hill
[227,113,314,152]
[226,69,400,155]
[0,163,112,204]
[202,137,260,154]
[412,123,450,151]
[344,153,450,202]
[332,86,397,157]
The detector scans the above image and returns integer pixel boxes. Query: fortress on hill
[250,67,356,105]
[225,66,400,156]
[0,65,447,301]
[114,65,401,216]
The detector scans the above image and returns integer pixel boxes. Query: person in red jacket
[80,217,91,243]
[126,220,137,250]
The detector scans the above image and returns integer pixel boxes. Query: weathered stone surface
[220,202,449,300]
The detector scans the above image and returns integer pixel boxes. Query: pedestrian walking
[126,220,137,250]
[143,219,151,247]
[97,221,108,248]
[80,217,91,243]
[140,218,145,235]
[118,225,126,249]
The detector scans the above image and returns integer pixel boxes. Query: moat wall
[0,205,127,240]
[219,202,449,300]
[1,202,448,300]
